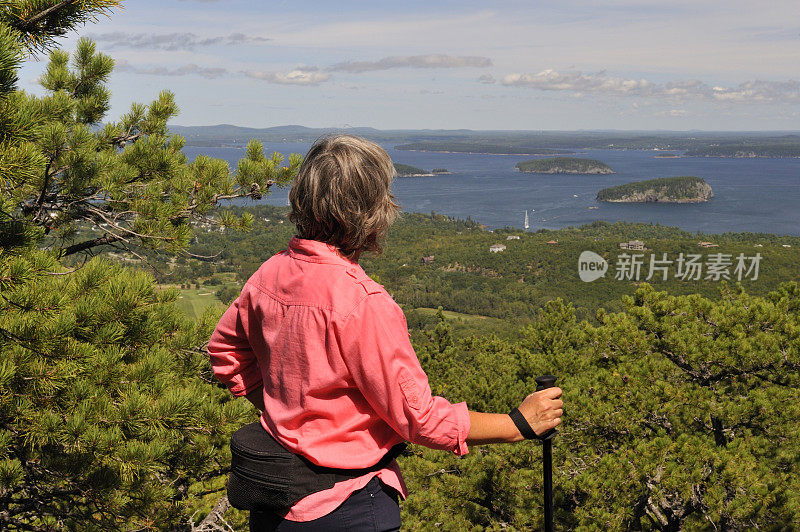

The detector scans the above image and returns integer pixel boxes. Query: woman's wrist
[466,411,524,445]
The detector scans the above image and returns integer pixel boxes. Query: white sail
[524,210,530,230]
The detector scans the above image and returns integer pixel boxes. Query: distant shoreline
[399,149,578,156]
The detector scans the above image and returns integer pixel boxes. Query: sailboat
[524,210,530,230]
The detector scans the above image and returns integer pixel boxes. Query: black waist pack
[227,422,406,512]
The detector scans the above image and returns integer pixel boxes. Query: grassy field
[161,285,226,320]
[407,306,521,340]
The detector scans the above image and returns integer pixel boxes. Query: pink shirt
[208,237,471,521]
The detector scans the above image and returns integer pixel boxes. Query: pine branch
[61,232,120,256]
[12,1,81,33]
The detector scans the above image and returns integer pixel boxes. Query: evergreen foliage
[0,3,295,528]
[0,254,255,529]
[400,283,800,530]
[4,35,299,257]
[0,0,121,53]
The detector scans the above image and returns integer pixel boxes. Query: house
[489,244,507,253]
[546,240,559,245]
[698,241,719,248]
[507,235,520,240]
[619,240,645,250]
[421,255,435,265]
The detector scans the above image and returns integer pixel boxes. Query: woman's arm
[467,387,563,445]
[207,293,264,398]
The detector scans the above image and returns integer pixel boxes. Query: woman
[208,135,563,531]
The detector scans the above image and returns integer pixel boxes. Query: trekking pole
[535,375,557,532]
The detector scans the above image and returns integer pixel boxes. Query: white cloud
[244,67,330,86]
[328,54,492,73]
[655,109,690,117]
[503,69,656,95]
[502,69,800,104]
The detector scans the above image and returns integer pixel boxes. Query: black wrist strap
[509,407,539,440]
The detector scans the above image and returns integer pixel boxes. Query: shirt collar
[288,236,359,266]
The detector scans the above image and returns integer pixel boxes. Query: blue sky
[18,0,800,130]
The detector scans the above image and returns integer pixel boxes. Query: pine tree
[401,283,800,530]
[0,2,298,529]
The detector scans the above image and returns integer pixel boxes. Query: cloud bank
[89,31,270,51]
[329,54,492,73]
[115,60,228,79]
[502,69,800,104]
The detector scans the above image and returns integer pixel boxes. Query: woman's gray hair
[289,135,400,259]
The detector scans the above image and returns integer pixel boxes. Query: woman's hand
[466,387,564,445]
[518,387,563,437]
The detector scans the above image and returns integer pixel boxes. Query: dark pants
[249,476,401,531]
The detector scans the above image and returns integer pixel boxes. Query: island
[516,157,614,175]
[394,163,437,177]
[653,153,680,158]
[596,176,713,203]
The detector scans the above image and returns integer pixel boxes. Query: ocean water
[184,143,800,236]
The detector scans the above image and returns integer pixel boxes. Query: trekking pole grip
[535,375,558,440]
[535,375,557,392]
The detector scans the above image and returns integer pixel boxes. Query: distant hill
[685,144,800,158]
[597,176,713,203]
[167,124,800,152]
[395,142,574,155]
[516,157,614,174]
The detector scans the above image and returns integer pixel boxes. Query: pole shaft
[543,440,553,532]
[535,375,557,532]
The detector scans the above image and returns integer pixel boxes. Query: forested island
[396,142,574,155]
[393,163,449,177]
[516,157,614,174]
[686,144,800,158]
[597,176,713,203]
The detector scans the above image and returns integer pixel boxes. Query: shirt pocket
[398,368,422,410]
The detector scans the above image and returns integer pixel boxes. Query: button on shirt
[208,237,471,521]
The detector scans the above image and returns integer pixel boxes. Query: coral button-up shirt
[208,237,471,521]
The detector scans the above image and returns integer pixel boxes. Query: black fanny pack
[227,421,406,513]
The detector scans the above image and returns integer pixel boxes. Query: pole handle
[535,375,557,391]
[534,375,558,440]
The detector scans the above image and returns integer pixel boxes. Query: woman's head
[289,135,399,259]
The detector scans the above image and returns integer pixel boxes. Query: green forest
[2,3,800,531]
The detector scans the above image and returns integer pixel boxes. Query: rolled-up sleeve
[207,294,263,397]
[335,293,470,456]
